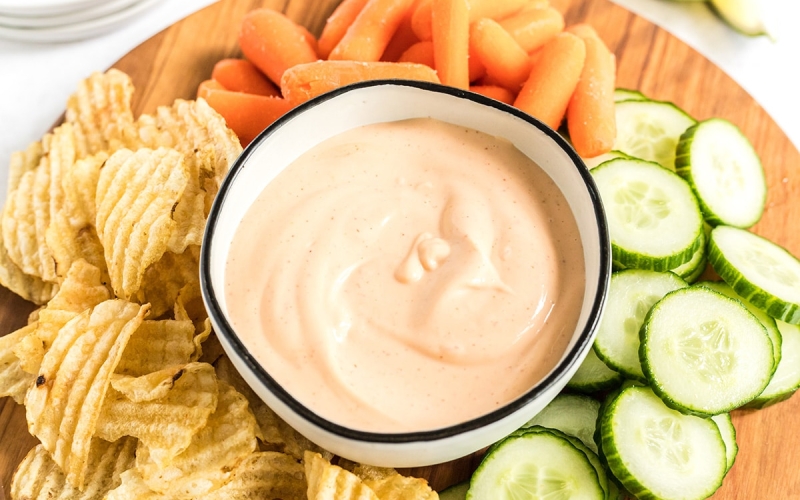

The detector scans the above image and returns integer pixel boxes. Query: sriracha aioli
[225,118,585,432]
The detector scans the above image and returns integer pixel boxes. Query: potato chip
[95,148,189,300]
[305,451,379,500]
[359,471,438,500]
[63,152,107,229]
[11,437,136,500]
[0,209,57,304]
[0,323,37,403]
[136,247,199,318]
[8,139,45,199]
[26,300,148,488]
[65,69,135,158]
[97,362,218,466]
[47,210,108,283]
[105,469,163,500]
[115,320,195,377]
[136,381,258,498]
[202,452,307,500]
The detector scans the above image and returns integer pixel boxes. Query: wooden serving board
[2,0,799,498]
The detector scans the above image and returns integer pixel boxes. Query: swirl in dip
[224,118,585,433]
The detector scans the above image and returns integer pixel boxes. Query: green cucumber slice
[523,394,601,453]
[440,481,469,500]
[593,158,704,271]
[699,280,782,372]
[711,413,738,472]
[567,347,623,393]
[614,88,648,102]
[582,150,630,170]
[675,118,766,228]
[708,225,800,324]
[594,270,687,381]
[709,0,773,37]
[614,100,696,170]
[468,430,604,500]
[600,386,727,500]
[745,320,800,409]
[640,286,774,416]
[670,230,707,283]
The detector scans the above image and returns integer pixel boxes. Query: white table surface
[0,0,798,204]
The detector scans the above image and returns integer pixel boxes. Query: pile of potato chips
[0,70,439,500]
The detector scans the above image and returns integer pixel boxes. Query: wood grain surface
[2,0,799,498]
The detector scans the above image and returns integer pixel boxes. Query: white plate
[0,0,158,43]
[0,0,101,17]
[0,0,143,28]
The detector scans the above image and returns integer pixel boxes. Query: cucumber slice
[594,270,687,381]
[640,286,774,416]
[745,320,800,409]
[699,280,782,372]
[709,0,773,37]
[468,431,604,500]
[582,150,630,170]
[567,347,623,393]
[711,413,738,472]
[440,481,469,500]
[614,88,648,102]
[600,386,727,500]
[670,230,707,283]
[593,158,704,271]
[675,118,766,228]
[708,225,800,324]
[523,394,601,453]
[614,100,696,170]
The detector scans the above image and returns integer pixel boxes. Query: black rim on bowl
[201,79,612,444]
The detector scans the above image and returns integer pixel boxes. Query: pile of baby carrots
[198,0,616,158]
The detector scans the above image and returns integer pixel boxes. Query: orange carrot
[470,18,532,91]
[197,79,226,100]
[211,59,281,97]
[468,45,486,82]
[499,7,564,53]
[297,24,320,56]
[318,0,370,59]
[514,32,586,129]
[382,14,420,61]
[468,0,528,22]
[470,85,515,104]
[204,89,293,146]
[329,0,417,61]
[239,9,318,85]
[398,41,435,67]
[431,0,470,89]
[566,23,599,40]
[567,35,616,157]
[281,60,440,106]
[411,0,433,40]
[520,0,551,13]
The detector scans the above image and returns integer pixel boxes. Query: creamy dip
[225,118,585,433]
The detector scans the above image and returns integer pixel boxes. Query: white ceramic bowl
[201,81,611,467]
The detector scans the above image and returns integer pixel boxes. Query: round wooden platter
[2,0,800,498]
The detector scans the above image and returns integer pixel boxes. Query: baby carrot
[566,23,599,40]
[468,45,486,82]
[567,35,616,157]
[318,0,370,59]
[411,0,433,40]
[239,9,318,85]
[281,60,441,106]
[468,0,528,22]
[432,0,470,89]
[514,32,586,129]
[470,18,532,91]
[329,0,417,61]
[499,7,564,53]
[520,0,551,12]
[211,59,280,97]
[197,79,226,100]
[382,16,420,61]
[297,24,320,56]
[203,89,293,147]
[398,41,435,67]
[470,85,515,104]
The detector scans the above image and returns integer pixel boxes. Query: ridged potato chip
[8,139,44,199]
[202,451,307,500]
[136,247,199,318]
[97,362,218,466]
[136,381,258,498]
[26,300,148,488]
[115,320,195,377]
[11,437,136,500]
[305,451,379,500]
[0,323,37,403]
[358,471,438,500]
[95,148,189,300]
[0,209,57,304]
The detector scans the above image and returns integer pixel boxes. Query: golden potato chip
[8,138,45,199]
[0,323,37,403]
[305,451,379,500]
[105,469,163,500]
[95,148,190,300]
[26,300,148,488]
[65,69,135,158]
[136,381,258,498]
[202,452,307,500]
[97,363,218,466]
[197,330,225,365]
[115,320,195,377]
[11,437,136,500]
[47,211,107,282]
[214,354,332,461]
[0,209,57,304]
[63,152,107,229]
[173,282,206,325]
[359,471,437,500]
[136,247,199,318]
